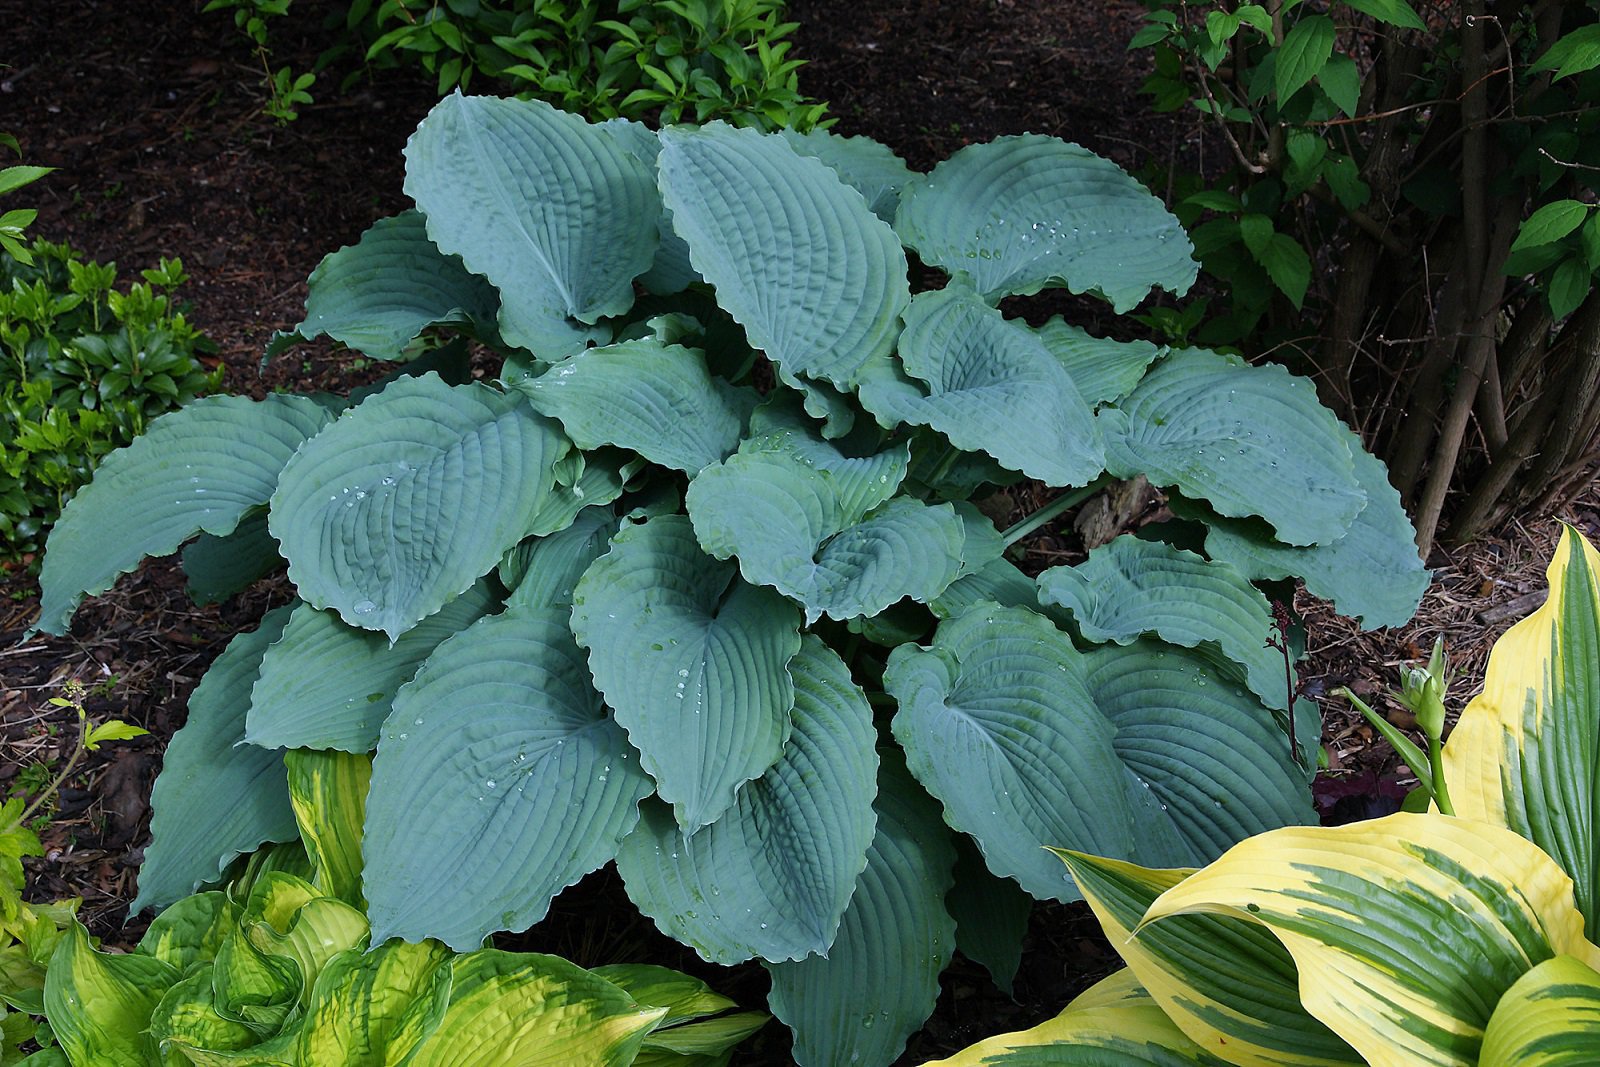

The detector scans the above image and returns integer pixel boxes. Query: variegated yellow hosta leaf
[1057,851,1358,1066]
[284,748,371,908]
[1145,813,1600,1067]
[920,969,1225,1066]
[1480,953,1600,1065]
[1442,524,1600,938]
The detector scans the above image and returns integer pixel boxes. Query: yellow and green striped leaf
[1480,954,1600,1065]
[295,940,453,1066]
[1145,814,1600,1066]
[284,748,372,907]
[1057,851,1357,1066]
[1442,525,1600,939]
[43,921,179,1066]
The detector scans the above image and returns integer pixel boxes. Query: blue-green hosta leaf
[404,94,659,357]
[765,757,957,1067]
[616,636,877,964]
[525,449,639,538]
[1035,317,1164,405]
[270,374,565,641]
[1038,535,1284,709]
[1100,348,1364,546]
[930,557,1066,623]
[45,921,179,1067]
[687,447,966,622]
[744,402,911,524]
[34,395,332,635]
[946,836,1031,996]
[778,129,914,223]
[856,287,1104,487]
[894,135,1197,310]
[500,508,620,612]
[182,507,281,606]
[888,605,1313,900]
[132,607,299,915]
[1175,434,1428,629]
[400,950,666,1067]
[572,516,803,831]
[136,892,238,975]
[518,340,746,473]
[266,210,499,363]
[600,116,700,296]
[363,604,652,950]
[246,582,496,753]
[296,940,453,1066]
[658,123,911,389]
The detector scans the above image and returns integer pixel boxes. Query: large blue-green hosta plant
[31,93,1428,1066]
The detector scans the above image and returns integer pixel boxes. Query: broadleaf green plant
[34,93,1428,1066]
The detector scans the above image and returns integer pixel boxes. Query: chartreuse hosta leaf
[44,920,179,1066]
[893,134,1197,310]
[132,606,300,915]
[1038,535,1285,709]
[1145,814,1600,1066]
[403,94,659,357]
[686,439,967,623]
[765,757,957,1067]
[518,339,748,473]
[400,950,667,1067]
[266,209,499,363]
[148,968,263,1061]
[363,603,653,950]
[616,636,877,964]
[572,515,803,831]
[1036,316,1164,406]
[270,374,565,641]
[1101,348,1365,547]
[34,394,331,635]
[593,964,768,1063]
[1479,954,1600,1065]
[136,891,238,975]
[1174,424,1428,630]
[658,122,911,389]
[921,969,1226,1066]
[888,605,1311,901]
[1057,851,1357,1066]
[856,287,1104,487]
[296,939,452,1066]
[778,128,913,223]
[245,581,496,753]
[1443,525,1600,937]
[285,749,370,907]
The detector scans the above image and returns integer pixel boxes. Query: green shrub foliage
[0,243,219,562]
[35,94,1428,1067]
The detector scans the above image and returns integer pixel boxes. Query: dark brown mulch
[0,1,1586,1063]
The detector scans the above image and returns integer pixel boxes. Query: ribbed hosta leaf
[400,951,666,1067]
[285,749,371,907]
[856,287,1104,487]
[45,921,179,1067]
[616,636,877,964]
[1147,815,1600,1066]
[930,557,1049,620]
[34,395,331,635]
[1178,432,1428,629]
[1038,535,1284,709]
[572,516,803,831]
[295,940,452,1067]
[1055,851,1357,1066]
[1480,955,1600,1065]
[894,135,1197,309]
[518,340,745,473]
[270,374,565,641]
[363,605,653,950]
[600,116,700,296]
[525,449,638,538]
[765,757,956,1067]
[245,581,496,753]
[500,508,619,611]
[182,507,281,606]
[1101,349,1364,546]
[266,211,499,362]
[687,444,966,622]
[778,129,914,222]
[1036,317,1164,405]
[888,605,1312,901]
[658,123,910,389]
[946,837,1031,996]
[131,607,299,914]
[404,94,659,357]
[1444,527,1600,938]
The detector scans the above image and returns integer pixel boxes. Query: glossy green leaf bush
[0,242,219,562]
[35,94,1428,1066]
